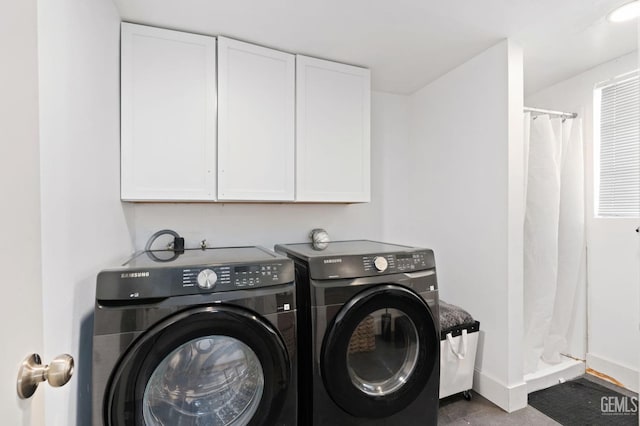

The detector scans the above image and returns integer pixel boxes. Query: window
[595,72,640,217]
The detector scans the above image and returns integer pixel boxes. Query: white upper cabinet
[295,55,371,202]
[120,23,217,201]
[120,24,370,203]
[217,37,295,201]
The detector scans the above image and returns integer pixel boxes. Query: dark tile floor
[438,374,638,425]
[439,392,559,426]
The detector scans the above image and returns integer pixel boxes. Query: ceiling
[113,0,637,95]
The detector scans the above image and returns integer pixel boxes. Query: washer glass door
[143,336,264,425]
[105,306,291,426]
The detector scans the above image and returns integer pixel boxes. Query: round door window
[142,335,264,425]
[346,308,419,396]
[320,284,438,418]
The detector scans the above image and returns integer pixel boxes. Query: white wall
[403,40,526,412]
[131,91,408,250]
[526,52,639,392]
[33,6,529,418]
[0,1,45,424]
[37,1,135,425]
[378,93,411,241]
[34,6,410,414]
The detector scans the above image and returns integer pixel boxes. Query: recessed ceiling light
[608,0,640,22]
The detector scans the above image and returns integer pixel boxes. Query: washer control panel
[183,266,227,289]
[96,259,294,301]
[230,263,283,288]
[181,262,288,290]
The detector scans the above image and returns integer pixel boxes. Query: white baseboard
[472,369,528,413]
[586,353,639,393]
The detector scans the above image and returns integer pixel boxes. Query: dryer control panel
[363,252,429,273]
[306,249,435,280]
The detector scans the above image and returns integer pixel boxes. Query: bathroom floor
[438,374,638,425]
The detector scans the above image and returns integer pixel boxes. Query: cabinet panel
[121,23,217,201]
[217,37,295,201]
[296,55,371,202]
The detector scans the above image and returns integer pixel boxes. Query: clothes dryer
[275,240,439,425]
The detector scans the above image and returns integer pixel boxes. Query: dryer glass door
[321,284,438,419]
[346,308,419,397]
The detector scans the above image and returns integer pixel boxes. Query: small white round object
[373,256,388,272]
[197,269,218,289]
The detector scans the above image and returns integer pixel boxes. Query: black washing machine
[275,240,439,425]
[92,247,297,426]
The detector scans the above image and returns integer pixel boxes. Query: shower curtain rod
[524,106,578,119]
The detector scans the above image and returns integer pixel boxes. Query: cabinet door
[217,37,295,201]
[121,23,217,201]
[296,55,371,202]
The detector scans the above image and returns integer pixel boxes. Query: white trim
[587,353,639,393]
[472,369,528,413]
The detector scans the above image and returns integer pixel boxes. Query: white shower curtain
[523,113,586,374]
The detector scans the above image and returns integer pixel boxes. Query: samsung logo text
[120,272,150,279]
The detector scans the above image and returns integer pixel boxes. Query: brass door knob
[17,353,74,399]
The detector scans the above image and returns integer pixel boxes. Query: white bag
[439,327,479,399]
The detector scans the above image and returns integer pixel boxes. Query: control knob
[197,269,218,289]
[373,256,388,272]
